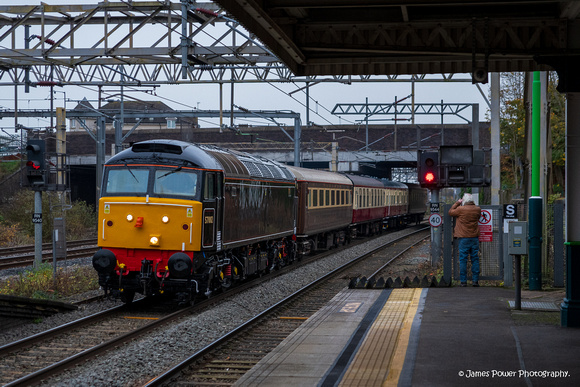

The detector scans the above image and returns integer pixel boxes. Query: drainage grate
[508,301,560,311]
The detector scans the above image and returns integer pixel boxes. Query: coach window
[341,190,345,205]
[313,189,318,207]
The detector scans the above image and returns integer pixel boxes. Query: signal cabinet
[508,221,528,255]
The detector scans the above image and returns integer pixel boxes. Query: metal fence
[441,200,565,287]
[443,204,503,282]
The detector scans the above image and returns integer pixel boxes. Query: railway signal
[25,139,46,187]
[418,150,439,189]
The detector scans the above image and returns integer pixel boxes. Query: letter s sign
[504,204,516,219]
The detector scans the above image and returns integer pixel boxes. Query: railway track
[0,238,98,270]
[0,226,428,386]
[145,227,429,386]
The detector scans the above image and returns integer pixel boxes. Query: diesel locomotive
[92,139,427,304]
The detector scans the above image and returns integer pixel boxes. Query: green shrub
[0,263,99,299]
[0,191,96,244]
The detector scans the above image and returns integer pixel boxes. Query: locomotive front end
[92,144,213,303]
[93,195,204,298]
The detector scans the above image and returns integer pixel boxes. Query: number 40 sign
[429,213,442,227]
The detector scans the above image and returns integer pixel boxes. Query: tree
[499,72,565,195]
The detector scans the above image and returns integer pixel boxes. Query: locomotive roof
[107,140,294,182]
[286,165,353,186]
[344,174,384,188]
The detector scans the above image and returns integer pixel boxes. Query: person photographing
[448,193,482,287]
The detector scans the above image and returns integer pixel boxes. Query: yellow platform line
[338,288,422,387]
[383,288,422,387]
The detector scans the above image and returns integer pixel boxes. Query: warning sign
[478,209,493,242]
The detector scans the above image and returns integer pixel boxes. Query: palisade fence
[441,200,565,287]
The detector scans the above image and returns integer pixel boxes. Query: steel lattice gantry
[0,1,286,86]
[0,1,474,86]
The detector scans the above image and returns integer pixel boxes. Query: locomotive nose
[92,249,117,273]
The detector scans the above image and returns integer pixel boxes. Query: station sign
[503,204,518,233]
[503,204,517,219]
[478,209,493,242]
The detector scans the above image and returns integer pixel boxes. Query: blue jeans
[458,237,480,283]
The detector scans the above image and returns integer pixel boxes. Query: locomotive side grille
[243,161,262,177]
[281,167,294,180]
[266,164,284,179]
[256,163,274,179]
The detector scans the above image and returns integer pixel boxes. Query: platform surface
[235,287,580,387]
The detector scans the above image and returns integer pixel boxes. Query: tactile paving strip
[508,300,560,311]
[339,288,422,387]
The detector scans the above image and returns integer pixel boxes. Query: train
[92,139,427,304]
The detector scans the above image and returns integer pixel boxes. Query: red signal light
[26,161,41,170]
[425,172,435,183]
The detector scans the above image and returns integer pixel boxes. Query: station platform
[235,287,580,387]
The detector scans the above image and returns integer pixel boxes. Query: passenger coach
[287,166,353,255]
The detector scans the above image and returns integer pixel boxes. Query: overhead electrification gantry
[0,1,471,87]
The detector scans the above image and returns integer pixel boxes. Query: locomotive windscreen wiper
[157,166,182,179]
[125,163,139,182]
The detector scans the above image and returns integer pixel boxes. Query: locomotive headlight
[161,215,170,224]
[126,214,134,222]
[149,235,160,246]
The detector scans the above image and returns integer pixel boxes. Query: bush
[0,263,99,299]
[0,223,31,247]
[0,190,96,244]
[0,160,20,180]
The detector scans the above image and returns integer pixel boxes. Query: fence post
[554,199,565,287]
[443,204,452,285]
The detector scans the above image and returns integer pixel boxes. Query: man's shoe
[473,282,480,287]
[460,282,467,287]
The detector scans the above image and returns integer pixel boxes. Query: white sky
[0,0,492,134]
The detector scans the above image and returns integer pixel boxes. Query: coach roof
[286,165,353,186]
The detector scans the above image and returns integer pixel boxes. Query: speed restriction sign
[429,213,442,227]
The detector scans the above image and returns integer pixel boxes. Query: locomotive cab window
[154,168,198,198]
[104,166,199,200]
[105,168,149,194]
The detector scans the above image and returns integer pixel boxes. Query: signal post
[25,138,46,269]
[418,147,491,271]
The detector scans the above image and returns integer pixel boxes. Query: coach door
[202,171,224,251]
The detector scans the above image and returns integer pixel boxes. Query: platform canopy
[214,0,580,80]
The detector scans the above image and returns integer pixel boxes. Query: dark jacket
[448,201,481,238]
